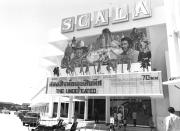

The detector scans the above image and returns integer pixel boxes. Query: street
[0,112,154,131]
[0,112,29,131]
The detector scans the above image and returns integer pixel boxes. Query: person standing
[142,103,147,115]
[123,117,127,131]
[117,111,123,128]
[148,114,155,131]
[94,108,99,124]
[132,111,137,127]
[165,107,180,131]
[113,111,118,126]
[70,112,78,131]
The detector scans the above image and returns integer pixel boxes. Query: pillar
[151,98,157,127]
[106,96,110,124]
[68,96,74,123]
[48,96,54,118]
[164,0,180,77]
[57,96,61,119]
[84,96,88,120]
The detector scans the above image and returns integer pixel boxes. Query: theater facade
[31,0,180,131]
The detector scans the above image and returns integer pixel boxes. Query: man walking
[165,107,180,131]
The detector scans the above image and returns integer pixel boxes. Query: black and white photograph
[0,0,180,131]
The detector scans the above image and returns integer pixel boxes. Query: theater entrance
[88,98,106,121]
[110,97,152,126]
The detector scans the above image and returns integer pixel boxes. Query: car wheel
[23,122,25,126]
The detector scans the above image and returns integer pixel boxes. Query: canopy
[163,77,180,89]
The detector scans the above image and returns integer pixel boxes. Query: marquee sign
[47,71,163,97]
[61,0,151,33]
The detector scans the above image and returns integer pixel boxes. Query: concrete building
[31,0,180,131]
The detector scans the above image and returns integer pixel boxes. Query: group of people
[119,35,151,71]
[112,111,127,130]
[98,28,151,71]
[110,106,180,131]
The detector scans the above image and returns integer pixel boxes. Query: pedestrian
[94,108,99,123]
[70,112,78,131]
[113,111,118,126]
[165,107,180,131]
[142,103,147,114]
[117,111,123,128]
[132,111,137,127]
[123,117,127,131]
[148,114,154,131]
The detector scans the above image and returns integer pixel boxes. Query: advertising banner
[47,71,163,97]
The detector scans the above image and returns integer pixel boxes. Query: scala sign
[61,0,151,33]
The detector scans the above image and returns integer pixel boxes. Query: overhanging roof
[163,79,180,85]
[163,77,180,89]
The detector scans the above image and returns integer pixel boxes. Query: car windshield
[26,113,39,117]
[19,110,28,113]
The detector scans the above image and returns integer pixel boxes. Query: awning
[163,79,180,85]
[163,77,180,89]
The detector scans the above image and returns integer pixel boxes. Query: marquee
[46,71,163,97]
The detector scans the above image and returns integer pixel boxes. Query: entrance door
[52,102,58,118]
[110,97,152,126]
[88,99,105,121]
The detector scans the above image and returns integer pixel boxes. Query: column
[48,96,54,118]
[151,98,157,127]
[164,0,180,77]
[84,96,88,120]
[57,96,61,119]
[68,96,74,123]
[106,96,110,124]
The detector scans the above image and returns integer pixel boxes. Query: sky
[0,0,116,104]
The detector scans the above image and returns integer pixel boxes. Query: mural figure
[130,27,148,51]
[120,37,139,72]
[130,28,141,51]
[61,28,150,75]
[138,40,151,71]
[61,37,90,75]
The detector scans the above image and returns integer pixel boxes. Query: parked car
[17,110,29,120]
[2,109,10,114]
[22,112,40,127]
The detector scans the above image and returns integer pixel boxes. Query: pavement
[69,122,154,131]
[0,111,155,131]
[38,117,155,131]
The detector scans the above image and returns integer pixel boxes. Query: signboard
[133,0,151,20]
[47,75,103,95]
[61,0,151,33]
[47,71,163,97]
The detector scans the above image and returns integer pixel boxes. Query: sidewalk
[66,120,153,131]
[38,117,154,131]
